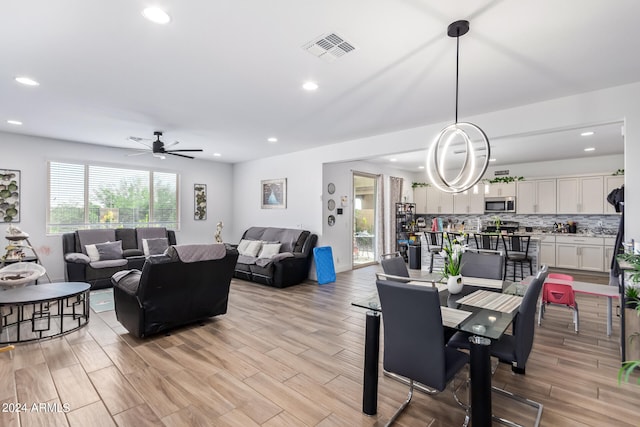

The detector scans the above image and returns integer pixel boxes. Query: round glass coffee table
[0,282,90,344]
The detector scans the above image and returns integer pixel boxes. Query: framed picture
[261,178,287,209]
[0,169,20,223]
[194,184,207,220]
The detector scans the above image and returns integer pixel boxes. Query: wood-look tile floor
[1,266,638,426]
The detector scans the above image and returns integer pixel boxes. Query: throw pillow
[237,239,252,255]
[85,244,100,262]
[258,243,282,259]
[244,240,263,257]
[142,237,169,256]
[95,241,124,261]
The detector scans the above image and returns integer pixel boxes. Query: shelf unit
[395,203,416,261]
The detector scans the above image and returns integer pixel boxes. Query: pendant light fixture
[426,20,490,194]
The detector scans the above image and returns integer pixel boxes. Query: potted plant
[442,232,466,294]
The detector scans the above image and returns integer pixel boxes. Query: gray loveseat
[62,227,176,289]
[233,226,317,288]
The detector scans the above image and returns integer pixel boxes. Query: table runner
[441,306,473,328]
[456,289,523,313]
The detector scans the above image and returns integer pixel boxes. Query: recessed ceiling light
[584,147,596,152]
[389,158,397,162]
[489,158,497,162]
[267,137,278,143]
[302,81,318,91]
[212,153,221,157]
[581,131,595,136]
[418,165,425,169]
[15,76,39,86]
[7,120,22,125]
[142,7,171,24]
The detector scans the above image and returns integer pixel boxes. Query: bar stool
[473,233,500,251]
[424,231,443,273]
[501,234,532,281]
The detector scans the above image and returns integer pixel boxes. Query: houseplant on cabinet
[442,232,466,294]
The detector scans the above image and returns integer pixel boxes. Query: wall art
[0,169,20,223]
[261,178,287,209]
[194,184,207,220]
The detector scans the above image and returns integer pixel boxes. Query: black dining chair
[460,249,504,280]
[376,278,470,426]
[379,252,410,279]
[448,266,548,426]
[501,234,532,281]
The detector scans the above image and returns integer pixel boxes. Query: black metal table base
[363,311,380,415]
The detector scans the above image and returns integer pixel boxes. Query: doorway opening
[353,173,377,267]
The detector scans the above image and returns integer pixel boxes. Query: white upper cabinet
[426,186,454,214]
[517,179,556,214]
[556,176,604,214]
[485,182,516,198]
[604,175,624,214]
[453,190,485,214]
[413,187,428,213]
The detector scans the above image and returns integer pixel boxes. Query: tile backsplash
[416,213,621,234]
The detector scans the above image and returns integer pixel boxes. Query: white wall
[321,160,415,273]
[0,132,233,282]
[233,82,640,271]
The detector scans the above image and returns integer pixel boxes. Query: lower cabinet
[555,236,604,272]
[539,241,556,268]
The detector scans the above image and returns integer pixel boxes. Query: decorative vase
[447,274,463,294]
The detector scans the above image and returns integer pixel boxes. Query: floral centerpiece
[442,232,467,294]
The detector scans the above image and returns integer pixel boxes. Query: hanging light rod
[426,20,490,194]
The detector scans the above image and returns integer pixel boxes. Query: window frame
[46,160,180,235]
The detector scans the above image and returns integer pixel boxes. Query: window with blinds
[47,161,179,234]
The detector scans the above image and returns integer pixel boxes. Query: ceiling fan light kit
[128,131,203,159]
[426,20,490,194]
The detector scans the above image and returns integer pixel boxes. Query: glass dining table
[352,274,523,427]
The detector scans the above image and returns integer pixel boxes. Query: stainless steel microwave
[485,197,516,213]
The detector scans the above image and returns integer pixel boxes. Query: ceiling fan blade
[128,137,152,148]
[165,141,179,148]
[126,151,150,157]
[166,152,195,159]
[166,149,203,153]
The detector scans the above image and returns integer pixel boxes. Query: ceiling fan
[127,131,203,159]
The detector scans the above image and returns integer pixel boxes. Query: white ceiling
[0,1,637,164]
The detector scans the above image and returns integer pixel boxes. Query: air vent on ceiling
[302,32,356,62]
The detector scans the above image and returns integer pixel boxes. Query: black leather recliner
[112,244,238,338]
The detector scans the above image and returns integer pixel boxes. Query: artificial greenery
[441,232,466,278]
[411,182,430,188]
[484,176,524,184]
[613,168,625,176]
[618,259,640,385]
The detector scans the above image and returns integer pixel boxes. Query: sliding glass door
[353,173,377,267]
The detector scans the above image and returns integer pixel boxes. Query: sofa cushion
[89,259,128,269]
[258,243,281,259]
[96,241,124,260]
[65,252,90,264]
[136,227,167,250]
[115,228,138,250]
[238,240,262,257]
[237,239,252,255]
[85,244,101,262]
[142,238,169,256]
[77,229,117,255]
[123,249,144,257]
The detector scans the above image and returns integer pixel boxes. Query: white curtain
[387,176,404,254]
[375,174,384,259]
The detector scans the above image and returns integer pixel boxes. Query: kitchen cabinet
[485,182,516,198]
[426,186,454,214]
[517,179,556,214]
[555,235,604,272]
[453,190,484,214]
[413,187,428,213]
[604,175,624,214]
[538,235,556,268]
[556,176,604,214]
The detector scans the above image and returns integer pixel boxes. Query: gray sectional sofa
[233,226,317,288]
[62,227,176,289]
